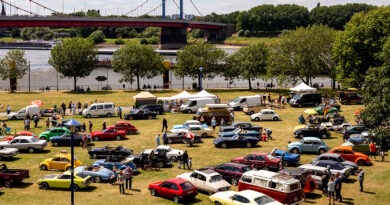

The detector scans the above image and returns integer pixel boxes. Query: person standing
[177,152,182,169]
[163,131,168,145]
[369,141,377,160]
[211,117,217,131]
[380,146,385,162]
[68,101,72,115]
[117,106,122,119]
[335,173,342,202]
[82,133,88,149]
[82,122,86,132]
[298,114,305,124]
[230,111,234,123]
[124,166,133,190]
[327,176,336,205]
[182,151,189,170]
[220,118,225,127]
[117,170,125,195]
[188,157,192,170]
[102,121,107,130]
[46,118,50,129]
[156,134,161,146]
[88,121,93,133]
[24,118,30,131]
[322,170,330,195]
[33,114,39,128]
[162,118,168,132]
[6,105,11,115]
[356,168,365,192]
[61,102,66,115]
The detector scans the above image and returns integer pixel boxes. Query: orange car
[3,131,36,141]
[328,146,372,165]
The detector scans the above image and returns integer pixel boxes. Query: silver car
[0,136,47,153]
[0,147,19,160]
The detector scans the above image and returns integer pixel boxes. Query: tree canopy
[0,49,28,91]
[49,38,98,91]
[112,43,164,90]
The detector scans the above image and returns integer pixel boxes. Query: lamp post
[198,67,204,91]
[64,119,81,205]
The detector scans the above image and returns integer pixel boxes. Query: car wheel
[91,154,98,159]
[4,180,11,188]
[250,111,255,115]
[282,160,290,167]
[94,176,102,183]
[107,113,112,117]
[187,110,192,114]
[94,137,99,141]
[318,149,326,154]
[28,147,35,153]
[273,117,279,121]
[70,184,78,191]
[246,142,252,148]
[168,139,173,144]
[40,136,46,140]
[53,142,59,147]
[292,148,300,154]
[298,104,302,108]
[11,116,17,120]
[170,156,177,162]
[173,195,180,203]
[40,164,48,170]
[231,178,238,186]
[116,136,121,140]
[214,201,222,205]
[148,115,152,120]
[357,160,365,166]
[127,130,134,135]
[201,133,208,138]
[128,116,133,120]
[86,114,91,118]
[40,182,49,190]
[150,188,156,196]
[221,143,228,149]
[65,166,71,171]
[255,117,260,121]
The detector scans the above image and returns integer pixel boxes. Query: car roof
[197,169,219,175]
[319,153,342,158]
[238,189,266,198]
[187,124,202,128]
[302,137,322,141]
[299,164,328,171]
[316,160,339,165]
[115,121,132,124]
[251,152,268,156]
[166,178,189,184]
[261,109,275,112]
[221,162,250,168]
[279,168,306,175]
[13,136,34,139]
[332,146,353,151]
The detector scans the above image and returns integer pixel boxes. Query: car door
[9,139,21,149]
[301,140,312,152]
[255,155,266,169]
[196,173,208,191]
[57,174,71,188]
[188,172,199,187]
[311,140,321,152]
[242,155,254,166]
[57,129,66,137]
[159,181,173,198]
[19,138,30,150]
[104,129,115,139]
[51,157,62,170]
[58,157,70,170]
[341,149,355,162]
[215,165,230,181]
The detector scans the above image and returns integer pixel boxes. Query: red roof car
[109,121,138,135]
[328,146,372,166]
[231,152,282,171]
[90,128,126,141]
[148,178,198,203]
[3,131,36,141]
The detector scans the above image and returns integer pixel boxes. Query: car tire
[4,180,11,188]
[173,195,180,203]
[40,182,49,190]
[255,117,260,121]
[231,178,238,186]
[282,160,289,167]
[170,156,177,162]
[357,160,365,166]
[28,147,35,153]
[246,142,252,148]
[91,154,98,159]
[65,166,71,171]
[40,164,48,170]
[187,110,192,114]
[11,116,17,120]
[221,143,228,149]
[214,201,222,205]
[147,115,152,120]
[116,136,121,140]
[70,184,78,191]
[292,148,300,154]
[94,176,102,183]
[249,111,255,115]
[318,149,326,154]
[150,188,156,196]
[86,114,91,118]
[273,117,279,121]
[53,142,59,147]
[107,113,112,117]
[40,136,46,140]
[94,137,99,141]
[201,133,208,138]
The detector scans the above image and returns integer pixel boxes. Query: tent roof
[133,91,157,99]
[171,90,192,100]
[190,90,217,98]
[290,82,316,92]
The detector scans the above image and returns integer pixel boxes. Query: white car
[0,136,47,153]
[250,109,281,121]
[209,190,282,205]
[155,145,184,162]
[172,120,209,130]
[171,124,213,138]
[0,147,19,160]
[177,169,231,195]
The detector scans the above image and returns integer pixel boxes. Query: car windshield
[130,109,138,114]
[30,137,39,142]
[231,97,241,103]
[76,172,89,179]
[242,166,251,172]
[254,195,275,204]
[266,154,275,160]
[210,175,224,182]
[180,182,194,191]
[292,94,302,100]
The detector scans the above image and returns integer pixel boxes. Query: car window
[59,175,71,179]
[20,139,29,143]
[53,157,61,161]
[333,149,342,154]
[139,110,144,114]
[170,183,178,190]
[303,140,312,145]
[97,105,103,109]
[104,104,112,109]
[210,175,224,182]
[90,106,96,110]
[180,182,194,191]
[344,150,353,154]
[11,139,19,143]
[190,172,198,178]
[256,155,265,161]
[254,195,275,204]
[245,155,254,160]
[61,157,70,162]
[198,174,206,181]
[161,182,171,188]
[232,194,250,203]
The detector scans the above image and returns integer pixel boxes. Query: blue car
[50,133,91,147]
[213,135,260,148]
[274,149,301,167]
[218,129,260,139]
[94,156,138,173]
[75,165,114,183]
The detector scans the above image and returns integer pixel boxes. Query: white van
[180,98,215,113]
[229,95,262,110]
[82,102,115,118]
[8,105,40,120]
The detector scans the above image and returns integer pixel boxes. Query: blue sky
[6,0,390,16]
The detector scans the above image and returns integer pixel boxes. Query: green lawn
[0,90,388,205]
[224,37,280,46]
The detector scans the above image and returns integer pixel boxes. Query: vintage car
[177,169,231,195]
[39,127,71,141]
[166,131,202,144]
[170,124,213,138]
[293,125,331,139]
[297,164,329,187]
[109,121,138,135]
[213,134,260,148]
[74,165,114,183]
[88,145,133,159]
[0,147,19,160]
[218,129,261,139]
[209,189,283,205]
[279,169,316,193]
[50,133,91,147]
[39,153,83,171]
[311,160,352,179]
[124,108,157,120]
[0,136,47,153]
[148,178,198,203]
[341,140,374,155]
[90,127,127,141]
[273,149,301,167]
[238,170,303,205]
[219,122,262,133]
[38,171,92,191]
[134,149,172,169]
[172,120,209,130]
[312,153,358,174]
[327,146,372,166]
[348,131,372,144]
[250,109,281,121]
[154,145,184,162]
[205,162,251,186]
[321,121,350,131]
[314,104,340,115]
[287,137,331,154]
[2,131,36,141]
[231,152,281,171]
[93,156,138,173]
[342,125,367,139]
[0,164,29,188]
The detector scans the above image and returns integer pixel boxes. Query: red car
[3,131,36,141]
[109,121,138,135]
[206,162,251,186]
[90,128,126,141]
[328,146,372,165]
[148,178,197,203]
[231,152,282,171]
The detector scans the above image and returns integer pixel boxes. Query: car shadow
[8,182,34,189]
[305,192,323,200]
[80,186,98,192]
[0,157,21,162]
[362,191,376,194]
[344,178,357,183]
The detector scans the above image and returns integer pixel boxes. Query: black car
[88,145,133,159]
[294,126,330,139]
[133,149,172,169]
[50,133,90,147]
[289,93,322,107]
[219,122,262,133]
[138,104,164,115]
[166,131,202,144]
[124,109,157,120]
[342,125,367,139]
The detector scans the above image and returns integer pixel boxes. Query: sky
[4,0,390,16]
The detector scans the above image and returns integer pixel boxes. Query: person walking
[88,121,93,133]
[380,146,385,162]
[162,118,168,132]
[182,151,189,170]
[327,176,336,205]
[102,121,107,130]
[117,170,125,195]
[124,166,133,190]
[369,141,377,160]
[6,105,11,115]
[334,173,343,202]
[117,106,122,119]
[356,168,365,192]
[163,131,168,145]
[156,134,161,146]
[211,117,217,131]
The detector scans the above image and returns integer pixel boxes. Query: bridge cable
[144,2,163,16]
[123,0,149,16]
[189,0,203,16]
[29,0,60,14]
[0,0,37,15]
[171,0,186,16]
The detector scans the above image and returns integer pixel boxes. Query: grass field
[0,90,388,205]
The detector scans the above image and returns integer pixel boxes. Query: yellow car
[39,153,83,171]
[38,171,92,191]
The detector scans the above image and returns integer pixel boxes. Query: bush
[244,30,251,37]
[140,38,149,45]
[115,37,125,45]
[148,37,159,44]
[237,29,244,37]
[88,30,106,44]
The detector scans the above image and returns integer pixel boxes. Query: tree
[226,43,269,90]
[112,44,164,91]
[0,50,28,91]
[49,38,98,91]
[88,30,106,44]
[174,42,227,87]
[333,6,390,88]
[267,25,337,86]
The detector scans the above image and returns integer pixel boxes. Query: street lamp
[198,67,204,91]
[64,119,81,205]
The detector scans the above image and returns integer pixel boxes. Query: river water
[0,47,332,91]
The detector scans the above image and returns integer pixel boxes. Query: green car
[38,171,92,191]
[39,127,71,141]
[314,105,339,115]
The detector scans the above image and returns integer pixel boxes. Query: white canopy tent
[171,90,192,100]
[190,90,220,102]
[290,82,316,93]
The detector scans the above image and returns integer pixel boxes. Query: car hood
[211,190,236,198]
[176,172,192,180]
[231,157,245,162]
[341,161,358,169]
[0,147,19,153]
[91,131,103,135]
[288,142,302,147]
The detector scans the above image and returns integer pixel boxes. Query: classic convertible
[213,135,260,148]
[166,131,202,144]
[209,190,282,205]
[88,145,133,159]
[93,156,138,173]
[74,165,114,183]
[38,171,92,191]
